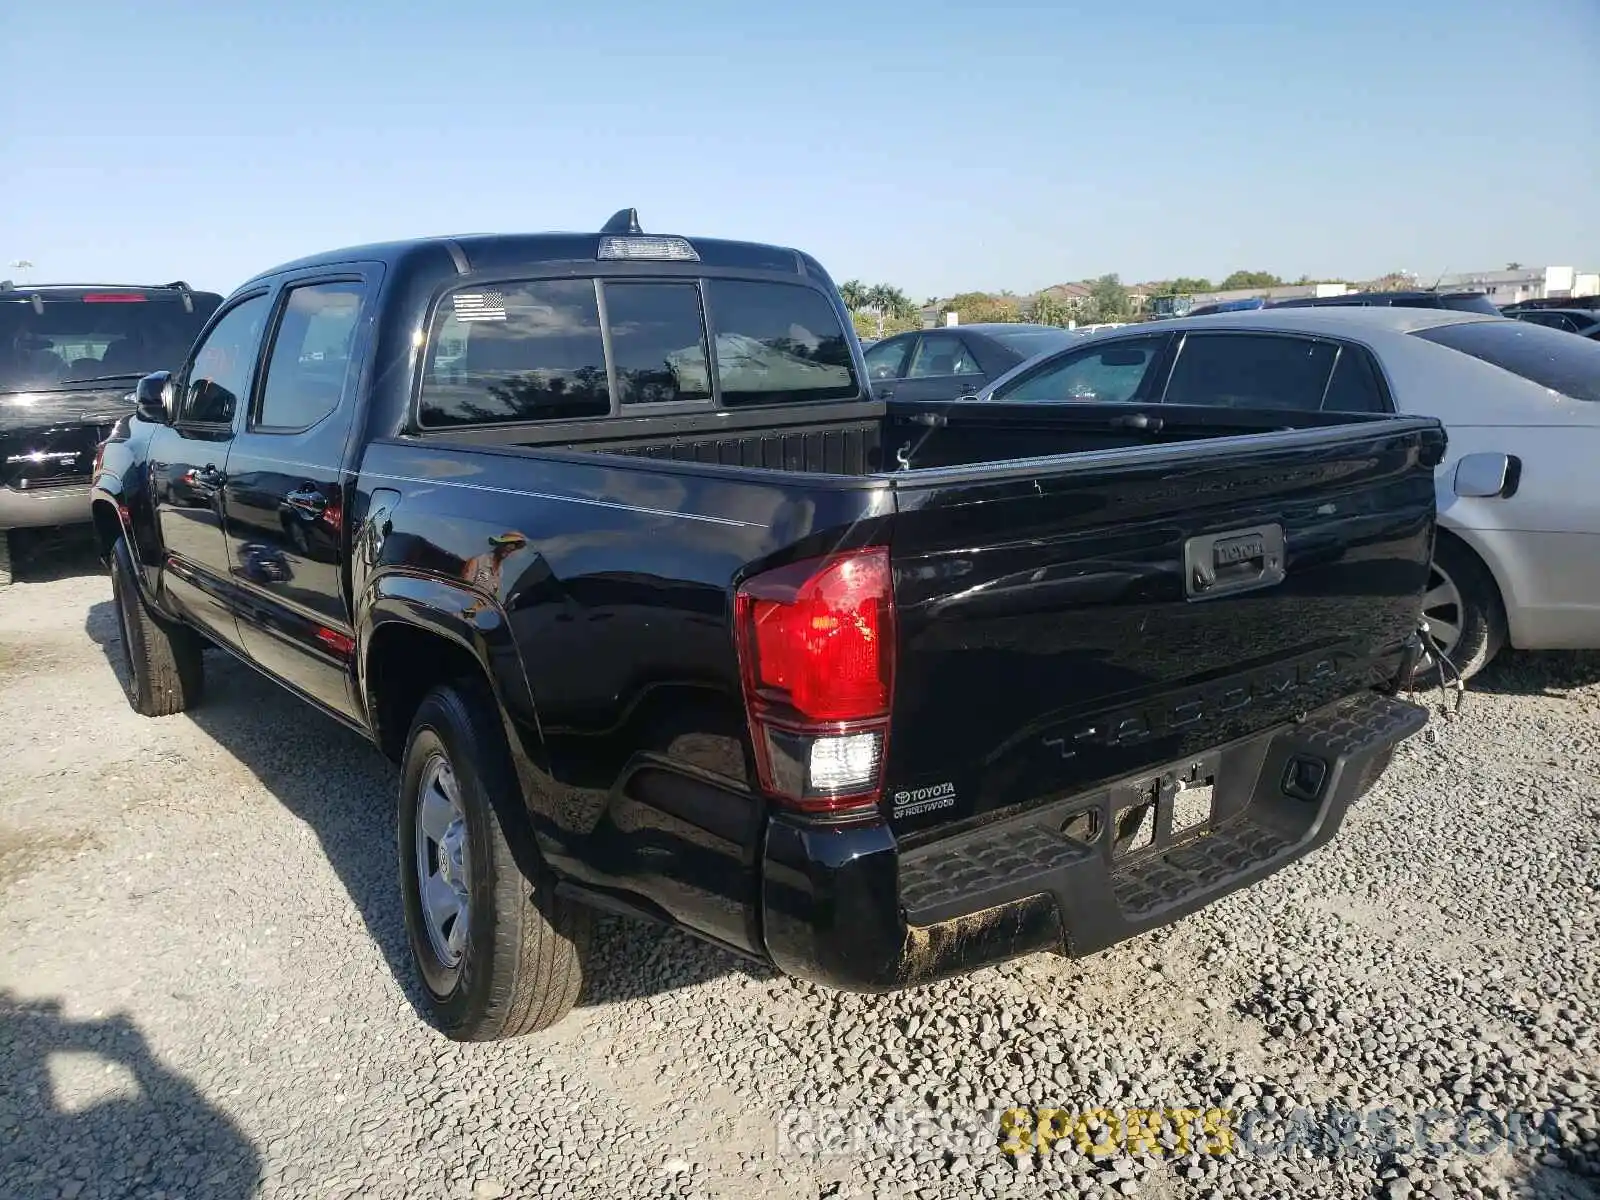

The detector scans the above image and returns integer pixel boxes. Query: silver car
[969,307,1600,681]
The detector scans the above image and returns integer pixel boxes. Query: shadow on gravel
[4,526,103,584]
[0,991,262,1200]
[85,601,751,1022]
[1517,1157,1600,1200]
[582,916,771,1008]
[1469,649,1600,697]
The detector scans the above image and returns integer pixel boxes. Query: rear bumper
[0,482,92,531]
[760,690,1426,992]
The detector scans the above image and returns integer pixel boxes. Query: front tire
[398,680,590,1040]
[1415,536,1506,687]
[110,536,204,716]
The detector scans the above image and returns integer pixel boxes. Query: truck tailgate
[880,418,1445,837]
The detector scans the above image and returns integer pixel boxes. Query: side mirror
[134,371,174,424]
[1453,452,1521,499]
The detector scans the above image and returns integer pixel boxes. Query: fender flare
[355,569,545,757]
[88,478,172,612]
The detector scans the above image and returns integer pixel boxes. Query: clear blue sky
[5,0,1596,298]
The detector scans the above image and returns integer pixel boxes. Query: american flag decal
[452,291,508,322]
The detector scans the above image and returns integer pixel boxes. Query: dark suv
[1,281,221,581]
[1269,289,1500,316]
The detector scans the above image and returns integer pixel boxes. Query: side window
[864,337,911,381]
[603,282,710,405]
[1321,345,1390,413]
[997,335,1166,403]
[254,282,368,431]
[1163,333,1337,411]
[181,294,271,425]
[419,280,609,426]
[906,334,982,379]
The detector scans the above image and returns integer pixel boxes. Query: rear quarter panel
[353,438,893,952]
[1384,338,1600,649]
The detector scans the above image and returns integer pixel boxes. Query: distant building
[1429,266,1598,305]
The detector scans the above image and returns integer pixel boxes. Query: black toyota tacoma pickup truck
[93,211,1442,1040]
[1,281,221,583]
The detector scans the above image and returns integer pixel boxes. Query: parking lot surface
[1,548,1596,1200]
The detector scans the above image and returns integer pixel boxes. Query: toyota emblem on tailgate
[1184,524,1286,600]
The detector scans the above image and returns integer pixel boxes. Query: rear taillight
[735,547,895,820]
[82,292,146,303]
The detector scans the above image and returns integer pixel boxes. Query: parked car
[0,281,221,583]
[968,307,1600,681]
[1503,308,1600,339]
[1269,289,1501,316]
[1500,296,1600,314]
[1187,298,1267,317]
[95,212,1440,1039]
[862,322,1082,402]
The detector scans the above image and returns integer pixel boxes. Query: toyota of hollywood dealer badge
[892,782,957,819]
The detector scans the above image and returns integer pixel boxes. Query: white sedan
[970,307,1600,680]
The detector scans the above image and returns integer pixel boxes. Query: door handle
[195,464,225,487]
[285,486,328,517]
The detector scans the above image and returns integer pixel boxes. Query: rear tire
[398,680,590,1040]
[1414,536,1506,687]
[110,536,204,716]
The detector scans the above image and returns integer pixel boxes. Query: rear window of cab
[418,277,858,427]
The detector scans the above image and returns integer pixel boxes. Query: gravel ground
[1,544,1597,1200]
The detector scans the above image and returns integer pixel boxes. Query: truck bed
[424,397,1395,478]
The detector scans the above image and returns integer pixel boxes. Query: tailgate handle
[1184,524,1285,600]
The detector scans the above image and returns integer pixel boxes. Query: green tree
[1505,262,1523,271]
[1086,273,1130,322]
[839,279,869,312]
[1219,270,1283,290]
[940,291,1021,325]
[1150,276,1212,297]
[1031,292,1074,327]
[865,283,916,336]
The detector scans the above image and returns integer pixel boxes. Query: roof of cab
[0,281,219,301]
[240,210,819,289]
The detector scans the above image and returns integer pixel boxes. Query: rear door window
[255,282,368,430]
[1163,333,1337,410]
[905,334,982,379]
[1320,345,1390,412]
[704,280,857,406]
[996,335,1167,403]
[420,280,610,426]
[1412,320,1600,401]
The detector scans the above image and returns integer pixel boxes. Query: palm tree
[865,283,915,337]
[839,279,869,313]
